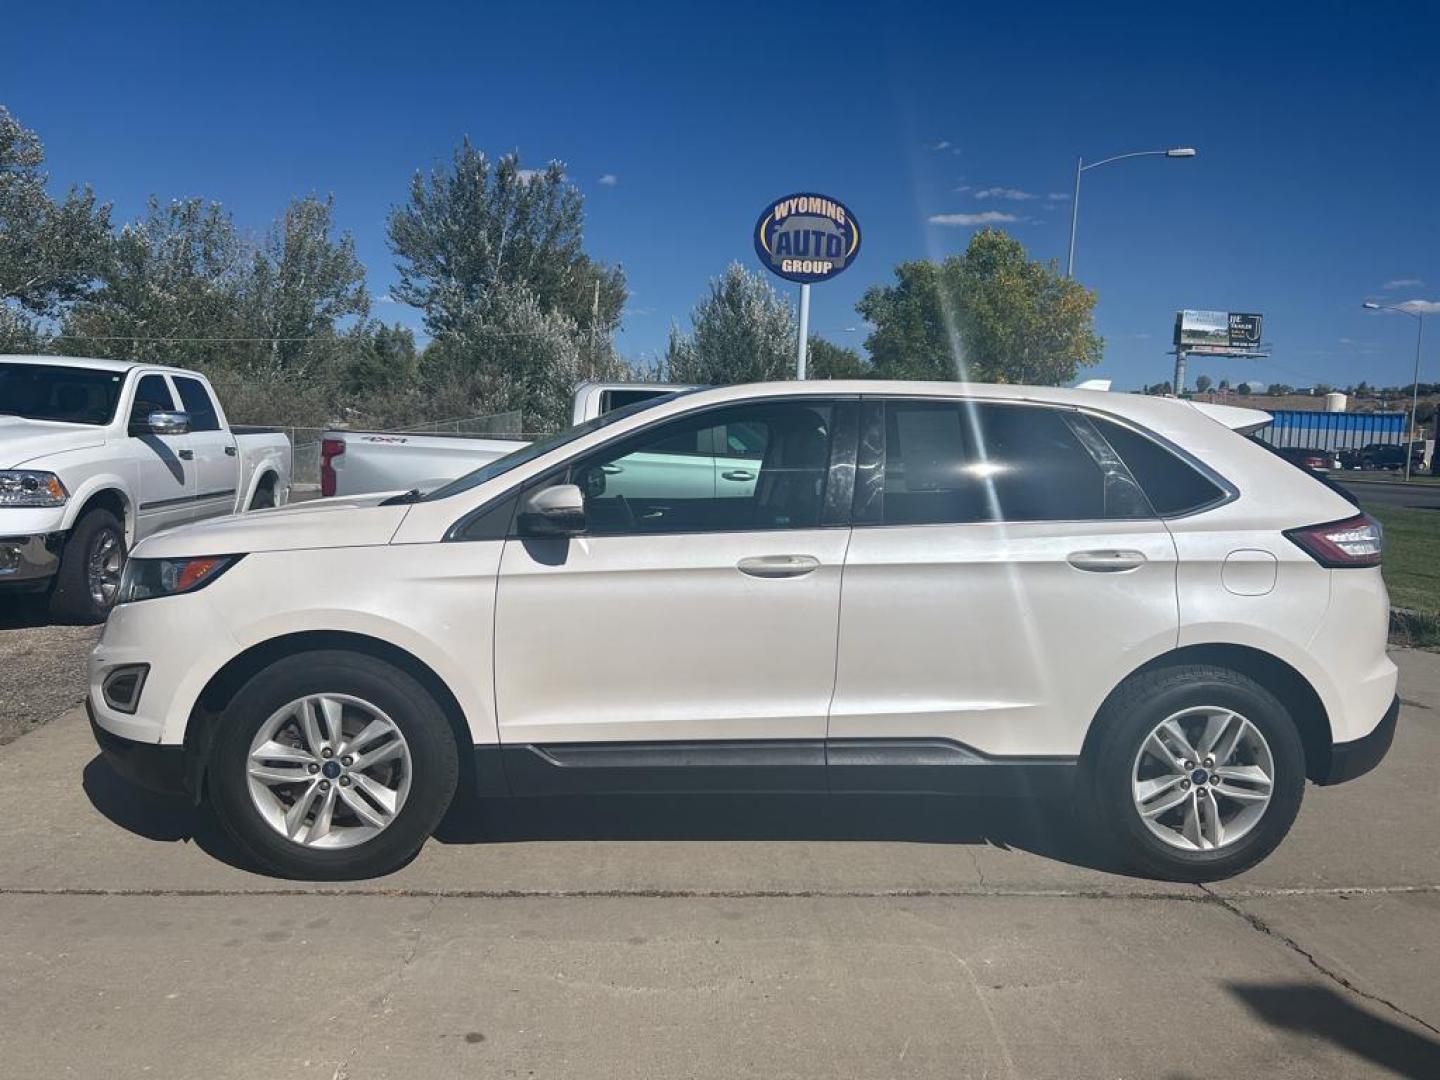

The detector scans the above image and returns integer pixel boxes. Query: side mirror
[518,483,586,536]
[145,410,191,436]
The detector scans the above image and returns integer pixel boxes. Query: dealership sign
[1174,310,1264,351]
[754,193,862,284]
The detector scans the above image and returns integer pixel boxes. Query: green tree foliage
[387,143,625,336]
[858,229,1102,385]
[0,107,111,346]
[663,263,796,384]
[60,198,249,368]
[806,336,872,379]
[343,322,418,398]
[1194,373,1213,393]
[419,284,626,433]
[241,195,368,373]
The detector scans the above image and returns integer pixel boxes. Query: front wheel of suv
[1084,665,1306,882]
[209,650,459,880]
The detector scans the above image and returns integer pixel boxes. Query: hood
[0,416,107,467]
[132,493,412,559]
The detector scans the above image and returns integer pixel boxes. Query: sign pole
[1174,347,1187,395]
[796,283,811,379]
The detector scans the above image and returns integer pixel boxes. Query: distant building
[1252,409,1407,452]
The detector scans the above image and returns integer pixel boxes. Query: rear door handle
[737,554,820,579]
[1067,549,1146,573]
[721,469,755,481]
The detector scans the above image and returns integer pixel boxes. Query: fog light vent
[101,664,150,715]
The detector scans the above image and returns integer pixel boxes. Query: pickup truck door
[127,373,195,539]
[170,375,238,519]
[492,398,854,792]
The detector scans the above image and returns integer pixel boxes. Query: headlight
[0,471,68,507]
[118,555,242,604]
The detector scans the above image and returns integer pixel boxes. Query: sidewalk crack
[1198,884,1440,1037]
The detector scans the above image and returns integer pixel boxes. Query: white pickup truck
[0,355,292,622]
[321,382,689,497]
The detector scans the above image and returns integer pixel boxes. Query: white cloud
[516,169,545,183]
[598,174,618,186]
[1047,192,1071,201]
[1397,299,1440,314]
[1383,278,1423,290]
[953,184,972,193]
[928,140,952,151]
[928,211,1019,226]
[973,187,1038,201]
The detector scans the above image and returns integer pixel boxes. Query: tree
[807,336,872,379]
[1194,374,1213,393]
[0,106,111,343]
[387,143,625,337]
[60,197,248,369]
[418,284,626,433]
[241,195,368,373]
[342,322,418,398]
[858,229,1101,384]
[663,263,796,384]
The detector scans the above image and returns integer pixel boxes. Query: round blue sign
[753,192,862,285]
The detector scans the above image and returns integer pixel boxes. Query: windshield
[421,391,689,501]
[0,363,126,425]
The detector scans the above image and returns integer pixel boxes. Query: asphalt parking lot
[0,636,1437,1078]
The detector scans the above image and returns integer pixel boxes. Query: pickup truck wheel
[1083,665,1306,882]
[209,650,459,880]
[48,508,126,624]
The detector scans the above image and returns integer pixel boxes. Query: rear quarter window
[1091,417,1228,516]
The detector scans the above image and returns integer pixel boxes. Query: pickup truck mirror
[518,483,586,536]
[143,410,191,436]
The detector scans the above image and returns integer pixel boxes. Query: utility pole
[589,277,600,379]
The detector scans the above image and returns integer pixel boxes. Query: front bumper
[0,533,61,587]
[1317,694,1399,785]
[87,697,190,797]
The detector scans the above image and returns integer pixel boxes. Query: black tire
[1083,665,1306,882]
[209,650,459,880]
[48,508,126,624]
[249,478,276,510]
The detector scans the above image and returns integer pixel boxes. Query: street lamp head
[1362,301,1382,310]
[1165,148,1197,158]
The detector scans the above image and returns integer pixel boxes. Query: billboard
[1174,310,1263,351]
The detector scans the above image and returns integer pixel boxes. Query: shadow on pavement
[82,753,1129,878]
[0,595,55,630]
[1230,982,1440,1079]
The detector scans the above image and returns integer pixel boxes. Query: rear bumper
[1317,694,1399,785]
[87,697,189,797]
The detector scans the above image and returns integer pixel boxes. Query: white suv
[87,382,1398,881]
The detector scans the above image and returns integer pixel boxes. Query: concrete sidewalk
[1,651,1438,1077]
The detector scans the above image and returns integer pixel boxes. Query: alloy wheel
[1131,706,1275,852]
[246,694,413,849]
[87,529,124,607]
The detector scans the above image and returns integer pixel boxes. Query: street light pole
[1065,147,1196,279]
[1363,301,1427,481]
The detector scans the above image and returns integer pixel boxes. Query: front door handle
[224,445,237,457]
[737,554,820,579]
[178,449,194,461]
[1067,549,1146,573]
[721,469,756,482]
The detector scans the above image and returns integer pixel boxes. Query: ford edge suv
[87,382,1398,881]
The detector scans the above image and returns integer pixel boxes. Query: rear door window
[877,400,1147,525]
[172,376,221,432]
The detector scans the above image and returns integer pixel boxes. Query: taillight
[1284,513,1383,568]
[320,437,345,497]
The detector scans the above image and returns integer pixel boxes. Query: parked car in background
[320,382,690,497]
[0,355,292,622]
[90,381,1395,884]
[1271,446,1333,473]
[1356,442,1422,471]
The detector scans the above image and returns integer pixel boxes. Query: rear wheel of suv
[209,650,459,880]
[1084,665,1306,882]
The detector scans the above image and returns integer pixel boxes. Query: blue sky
[5,0,1438,389]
